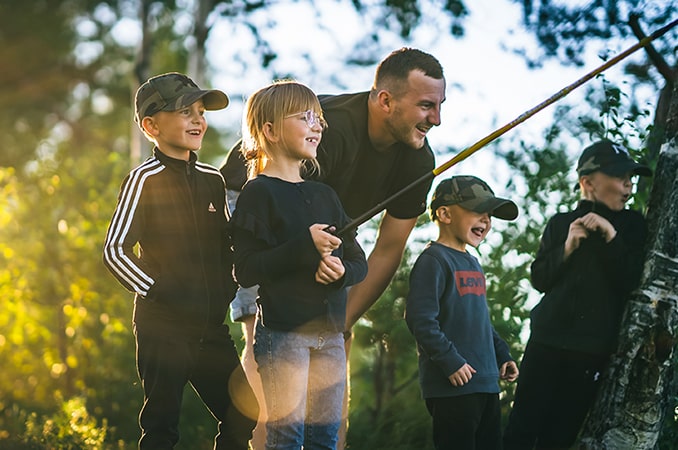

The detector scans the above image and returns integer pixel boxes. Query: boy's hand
[578,212,617,243]
[564,219,589,260]
[565,212,618,260]
[309,224,342,257]
[315,255,345,285]
[448,363,476,387]
[500,361,519,382]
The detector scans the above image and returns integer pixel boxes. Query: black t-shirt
[313,92,435,220]
[220,91,436,220]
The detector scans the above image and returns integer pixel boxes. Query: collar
[576,199,617,219]
[153,147,197,171]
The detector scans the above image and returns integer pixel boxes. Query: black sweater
[231,175,367,333]
[529,200,647,355]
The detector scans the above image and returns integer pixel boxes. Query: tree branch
[629,13,676,85]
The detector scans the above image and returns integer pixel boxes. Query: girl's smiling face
[280,109,324,161]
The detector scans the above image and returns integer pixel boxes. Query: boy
[405,175,520,450]
[502,140,652,449]
[103,72,257,450]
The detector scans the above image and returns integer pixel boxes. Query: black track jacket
[103,148,236,337]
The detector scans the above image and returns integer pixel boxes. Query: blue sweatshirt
[405,242,512,398]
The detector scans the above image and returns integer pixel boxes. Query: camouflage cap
[430,175,518,221]
[134,72,229,124]
[576,140,652,178]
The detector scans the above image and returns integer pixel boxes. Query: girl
[230,80,368,450]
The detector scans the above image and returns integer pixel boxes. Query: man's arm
[344,212,417,329]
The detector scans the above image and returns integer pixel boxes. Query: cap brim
[201,90,230,110]
[464,197,519,221]
[162,89,230,113]
[600,161,652,177]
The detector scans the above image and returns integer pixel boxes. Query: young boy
[502,140,652,449]
[103,72,257,450]
[405,175,520,450]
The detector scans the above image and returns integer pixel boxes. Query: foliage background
[1,0,676,448]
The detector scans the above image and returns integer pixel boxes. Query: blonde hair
[241,79,323,179]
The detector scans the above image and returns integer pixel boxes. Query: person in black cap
[405,175,520,450]
[503,139,652,449]
[103,72,257,450]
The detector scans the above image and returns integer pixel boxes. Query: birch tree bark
[579,81,678,449]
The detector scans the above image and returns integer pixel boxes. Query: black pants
[502,341,607,450]
[426,393,502,450]
[135,325,258,450]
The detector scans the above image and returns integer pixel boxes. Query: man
[222,47,446,448]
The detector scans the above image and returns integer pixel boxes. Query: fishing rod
[336,17,678,237]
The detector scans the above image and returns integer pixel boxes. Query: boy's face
[142,99,207,159]
[437,204,491,251]
[581,171,633,211]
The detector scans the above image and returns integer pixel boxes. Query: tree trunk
[579,80,678,449]
[131,0,154,168]
[188,0,213,86]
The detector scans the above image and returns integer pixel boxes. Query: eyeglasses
[284,110,327,129]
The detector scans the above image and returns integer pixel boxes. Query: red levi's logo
[455,271,486,296]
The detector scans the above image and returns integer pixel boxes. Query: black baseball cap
[576,140,652,178]
[134,72,229,124]
[430,175,518,221]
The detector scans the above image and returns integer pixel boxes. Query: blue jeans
[253,320,346,450]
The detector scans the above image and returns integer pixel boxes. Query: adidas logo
[208,202,217,212]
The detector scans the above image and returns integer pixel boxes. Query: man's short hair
[372,47,444,94]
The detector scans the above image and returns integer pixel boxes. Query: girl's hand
[309,223,342,257]
[315,255,345,284]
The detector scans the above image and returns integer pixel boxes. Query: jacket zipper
[185,160,212,341]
